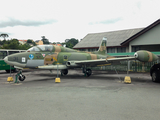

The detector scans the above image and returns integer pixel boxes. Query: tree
[41,36,49,44]
[66,38,79,49]
[0,40,3,45]
[19,43,31,50]
[66,42,73,48]
[27,39,36,46]
[2,39,19,49]
[1,39,31,50]
[8,39,20,49]
[32,41,36,46]
[27,39,33,43]
[0,33,9,40]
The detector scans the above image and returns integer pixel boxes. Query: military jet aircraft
[4,39,158,81]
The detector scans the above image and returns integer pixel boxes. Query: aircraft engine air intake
[66,61,79,67]
[66,61,71,66]
[134,50,158,62]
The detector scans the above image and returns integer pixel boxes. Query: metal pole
[57,63,59,78]
[10,65,11,76]
[135,60,137,72]
[114,67,121,81]
[127,60,129,75]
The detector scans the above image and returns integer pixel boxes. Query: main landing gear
[61,69,68,76]
[83,68,92,77]
[60,68,92,77]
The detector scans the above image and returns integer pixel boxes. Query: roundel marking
[29,54,34,60]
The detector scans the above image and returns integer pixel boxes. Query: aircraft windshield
[37,45,53,51]
[27,46,40,52]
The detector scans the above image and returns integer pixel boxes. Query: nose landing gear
[15,70,26,83]
[19,74,26,81]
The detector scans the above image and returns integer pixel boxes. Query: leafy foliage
[27,39,33,43]
[0,39,32,50]
[19,43,31,50]
[27,39,36,46]
[0,33,9,40]
[66,38,78,49]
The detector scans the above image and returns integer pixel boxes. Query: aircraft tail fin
[97,37,107,55]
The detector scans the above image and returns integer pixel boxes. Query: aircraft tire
[19,75,26,81]
[61,69,68,75]
[152,71,159,82]
[86,69,92,77]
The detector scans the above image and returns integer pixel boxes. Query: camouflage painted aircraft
[4,39,158,81]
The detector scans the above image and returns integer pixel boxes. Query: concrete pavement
[0,70,159,120]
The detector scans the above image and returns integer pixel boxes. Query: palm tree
[0,33,9,40]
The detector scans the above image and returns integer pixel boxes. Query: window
[88,48,96,52]
[0,51,7,59]
[28,46,40,52]
[79,49,86,51]
[8,51,19,55]
[117,47,126,53]
[132,46,140,52]
[41,45,53,51]
[107,48,115,53]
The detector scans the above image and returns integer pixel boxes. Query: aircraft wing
[74,50,159,66]
[72,50,159,66]
[69,56,136,66]
[106,57,136,62]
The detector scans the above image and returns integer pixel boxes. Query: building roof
[121,19,160,46]
[52,44,62,46]
[18,40,27,42]
[73,28,144,49]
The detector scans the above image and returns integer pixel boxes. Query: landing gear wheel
[19,75,26,81]
[152,71,159,82]
[61,69,68,76]
[86,69,92,77]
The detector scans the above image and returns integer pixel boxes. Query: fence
[92,59,159,72]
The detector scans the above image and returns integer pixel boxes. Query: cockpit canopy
[27,45,53,52]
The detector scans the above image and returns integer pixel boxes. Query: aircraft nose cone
[4,55,26,68]
[4,56,8,63]
[4,56,13,66]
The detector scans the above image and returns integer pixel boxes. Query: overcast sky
[0,0,159,43]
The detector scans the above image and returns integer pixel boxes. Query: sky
[0,0,160,43]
